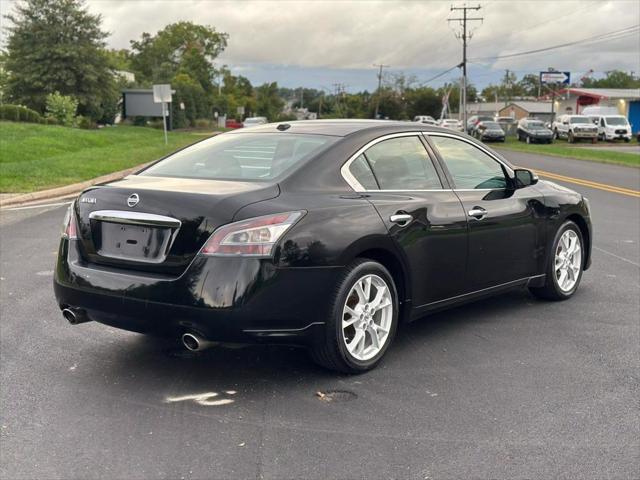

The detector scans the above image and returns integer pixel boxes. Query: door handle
[468,207,487,220]
[389,213,413,226]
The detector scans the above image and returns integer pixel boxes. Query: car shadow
[91,287,546,399]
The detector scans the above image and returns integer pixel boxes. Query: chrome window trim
[340,131,448,193]
[89,210,182,229]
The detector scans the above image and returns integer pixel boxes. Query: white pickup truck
[552,115,598,143]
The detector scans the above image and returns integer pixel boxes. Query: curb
[0,162,153,209]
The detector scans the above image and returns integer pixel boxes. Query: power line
[448,4,483,129]
[420,64,460,85]
[472,24,639,61]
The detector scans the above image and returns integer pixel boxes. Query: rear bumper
[54,239,340,345]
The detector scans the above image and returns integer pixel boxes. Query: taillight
[62,204,78,239]
[200,211,305,257]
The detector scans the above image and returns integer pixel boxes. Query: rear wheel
[530,221,584,301]
[310,259,398,373]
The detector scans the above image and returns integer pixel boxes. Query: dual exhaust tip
[63,308,213,353]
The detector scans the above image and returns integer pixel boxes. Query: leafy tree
[3,0,117,121]
[256,82,284,121]
[518,74,541,97]
[129,22,228,93]
[582,70,640,89]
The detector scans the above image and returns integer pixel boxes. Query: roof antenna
[277,123,291,131]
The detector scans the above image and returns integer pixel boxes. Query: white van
[587,115,632,142]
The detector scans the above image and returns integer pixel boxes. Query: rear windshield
[482,122,501,128]
[141,133,337,181]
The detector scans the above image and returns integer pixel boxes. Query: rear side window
[348,154,379,190]
[363,136,442,190]
[141,133,336,181]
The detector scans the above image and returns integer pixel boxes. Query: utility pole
[449,4,482,131]
[373,63,389,119]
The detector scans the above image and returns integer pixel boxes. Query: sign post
[540,71,570,122]
[153,84,173,145]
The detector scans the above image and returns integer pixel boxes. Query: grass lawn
[0,122,209,193]
[495,137,640,168]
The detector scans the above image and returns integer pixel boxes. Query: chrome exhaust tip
[62,307,91,325]
[181,332,216,352]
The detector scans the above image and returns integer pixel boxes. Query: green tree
[582,70,640,89]
[256,82,284,121]
[3,0,117,121]
[518,74,541,97]
[129,22,228,93]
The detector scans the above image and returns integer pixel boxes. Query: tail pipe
[181,332,217,352]
[62,307,92,325]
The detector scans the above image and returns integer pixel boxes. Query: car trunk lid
[75,175,279,275]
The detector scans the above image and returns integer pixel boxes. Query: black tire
[310,259,399,373]
[529,220,585,301]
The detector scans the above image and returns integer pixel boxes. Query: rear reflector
[200,211,305,257]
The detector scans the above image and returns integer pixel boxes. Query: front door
[343,133,468,307]
[427,134,546,291]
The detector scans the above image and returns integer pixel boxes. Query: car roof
[227,119,457,137]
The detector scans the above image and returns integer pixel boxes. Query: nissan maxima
[54,120,592,373]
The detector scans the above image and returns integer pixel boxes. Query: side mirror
[514,168,538,188]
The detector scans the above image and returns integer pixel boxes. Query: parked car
[243,116,268,128]
[55,120,592,373]
[552,115,598,143]
[517,118,554,144]
[438,119,463,131]
[466,115,494,134]
[225,118,243,129]
[474,121,505,142]
[413,115,437,125]
[587,115,632,142]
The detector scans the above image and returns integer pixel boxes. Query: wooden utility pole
[449,5,483,129]
[373,64,389,119]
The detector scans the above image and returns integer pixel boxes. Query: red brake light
[200,211,305,257]
[62,204,78,239]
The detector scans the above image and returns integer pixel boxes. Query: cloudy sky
[2,0,639,91]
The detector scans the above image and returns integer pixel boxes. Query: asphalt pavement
[1,152,639,479]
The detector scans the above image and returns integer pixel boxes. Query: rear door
[426,133,545,291]
[342,133,468,307]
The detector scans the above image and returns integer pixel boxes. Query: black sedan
[54,120,592,373]
[474,121,506,142]
[517,118,554,144]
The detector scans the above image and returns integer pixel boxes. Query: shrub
[0,104,43,123]
[194,118,212,129]
[132,116,148,127]
[45,92,79,127]
[45,117,59,125]
[77,115,97,129]
[148,119,165,130]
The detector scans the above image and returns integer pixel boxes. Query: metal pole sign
[540,71,570,85]
[153,84,173,145]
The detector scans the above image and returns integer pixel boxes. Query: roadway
[1,151,638,479]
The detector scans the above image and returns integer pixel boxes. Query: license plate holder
[95,222,173,263]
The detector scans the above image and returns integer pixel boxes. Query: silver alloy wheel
[555,230,582,292]
[341,274,393,361]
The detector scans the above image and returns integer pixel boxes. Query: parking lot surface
[1,152,639,479]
